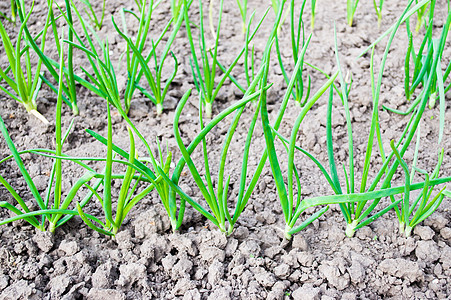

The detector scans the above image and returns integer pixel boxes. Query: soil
[0,0,450,299]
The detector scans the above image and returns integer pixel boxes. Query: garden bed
[0,0,450,299]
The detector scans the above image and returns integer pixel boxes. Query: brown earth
[0,0,450,299]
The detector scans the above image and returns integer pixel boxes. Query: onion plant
[390,141,450,237]
[0,114,104,231]
[310,0,316,30]
[88,84,269,232]
[259,0,355,239]
[384,6,450,144]
[261,71,340,239]
[12,0,79,115]
[112,0,188,114]
[281,40,451,238]
[0,0,17,23]
[186,0,268,118]
[54,0,170,219]
[236,0,248,34]
[58,0,173,194]
[77,104,171,236]
[168,69,272,234]
[56,0,177,116]
[185,0,239,118]
[0,2,48,123]
[80,0,106,30]
[0,42,102,232]
[347,0,360,26]
[55,0,130,113]
[85,126,173,236]
[373,0,384,27]
[275,0,311,107]
[171,0,183,21]
[267,0,450,239]
[334,0,451,237]
[414,0,431,33]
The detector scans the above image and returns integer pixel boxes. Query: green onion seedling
[0,1,48,123]
[414,0,431,33]
[0,0,17,23]
[261,71,339,239]
[171,0,184,21]
[147,2,283,232]
[275,0,450,239]
[77,103,170,236]
[258,0,345,239]
[184,0,227,119]
[59,1,192,232]
[236,0,248,34]
[347,0,360,26]
[260,56,340,239]
[87,83,270,233]
[275,0,312,107]
[184,0,260,119]
[55,0,130,113]
[85,122,176,233]
[340,1,451,237]
[112,0,189,114]
[390,141,448,237]
[384,7,450,144]
[12,0,79,115]
[184,0,267,118]
[373,0,384,27]
[168,66,271,234]
[80,0,106,30]
[311,0,317,30]
[0,39,103,232]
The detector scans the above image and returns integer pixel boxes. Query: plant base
[405,225,413,238]
[157,103,163,115]
[205,102,212,119]
[284,224,293,240]
[48,221,57,234]
[29,109,50,124]
[345,220,359,238]
[72,105,79,116]
[399,221,405,235]
[171,219,178,233]
[226,224,234,236]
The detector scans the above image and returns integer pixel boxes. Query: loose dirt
[0,0,450,299]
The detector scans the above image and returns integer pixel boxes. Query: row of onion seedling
[0,0,450,239]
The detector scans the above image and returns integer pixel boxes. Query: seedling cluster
[0,0,450,241]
